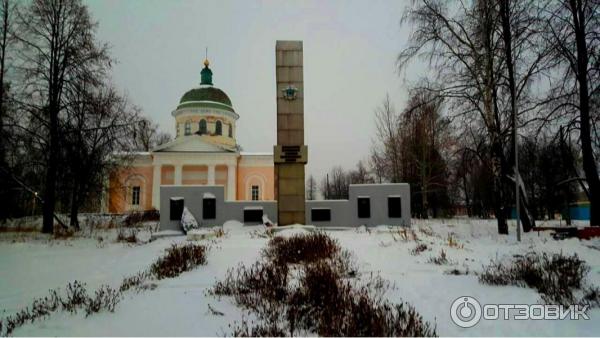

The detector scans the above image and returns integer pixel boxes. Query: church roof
[176,59,234,112]
[152,134,237,153]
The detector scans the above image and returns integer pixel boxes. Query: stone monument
[274,40,307,225]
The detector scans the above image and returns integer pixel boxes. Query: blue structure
[509,202,590,221]
[569,203,590,220]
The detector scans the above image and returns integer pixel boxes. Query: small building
[107,59,275,213]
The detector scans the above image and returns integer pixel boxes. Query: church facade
[107,59,274,213]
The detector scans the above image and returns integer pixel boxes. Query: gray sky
[85,0,412,179]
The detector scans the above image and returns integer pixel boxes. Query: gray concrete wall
[160,185,277,231]
[159,183,410,231]
[306,184,410,227]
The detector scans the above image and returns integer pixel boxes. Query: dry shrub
[231,318,288,337]
[84,285,121,317]
[445,268,469,275]
[410,243,428,256]
[428,249,449,265]
[53,225,76,239]
[262,231,340,266]
[123,209,159,227]
[214,231,435,337]
[119,270,152,293]
[287,261,435,337]
[212,261,289,317]
[150,243,207,279]
[116,227,138,243]
[479,252,595,306]
[417,225,434,237]
[1,281,120,336]
[446,234,463,249]
[392,228,419,242]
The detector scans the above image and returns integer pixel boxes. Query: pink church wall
[108,165,154,213]
[236,166,275,200]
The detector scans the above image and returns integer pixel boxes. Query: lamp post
[515,106,521,242]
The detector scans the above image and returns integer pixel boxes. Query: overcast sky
[85,0,414,179]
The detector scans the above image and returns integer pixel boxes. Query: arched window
[215,120,222,135]
[184,121,191,135]
[199,119,207,135]
[228,124,233,137]
[251,185,260,201]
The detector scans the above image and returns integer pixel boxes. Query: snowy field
[1,219,599,336]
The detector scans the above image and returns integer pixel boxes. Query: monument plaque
[275,40,307,225]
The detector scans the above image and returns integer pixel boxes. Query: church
[107,59,275,213]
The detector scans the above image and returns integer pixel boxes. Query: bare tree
[306,174,317,200]
[132,115,172,151]
[349,160,373,184]
[372,94,401,183]
[16,0,110,233]
[320,166,350,200]
[543,0,600,226]
[62,81,139,228]
[0,0,14,163]
[398,0,548,232]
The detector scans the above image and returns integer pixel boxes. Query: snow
[243,206,263,210]
[202,192,215,199]
[1,219,599,336]
[180,207,198,233]
[170,197,184,201]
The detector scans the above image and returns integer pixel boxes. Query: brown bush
[150,243,207,279]
[287,261,436,337]
[1,281,121,336]
[479,252,594,306]
[427,249,449,265]
[262,231,340,266]
[410,243,428,256]
[116,227,138,243]
[123,209,160,227]
[214,231,435,337]
[212,260,289,318]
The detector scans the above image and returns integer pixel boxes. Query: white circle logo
[450,296,482,328]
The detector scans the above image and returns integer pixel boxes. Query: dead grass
[427,249,450,265]
[410,243,429,256]
[479,252,599,306]
[213,231,436,337]
[0,281,121,336]
[262,231,340,266]
[150,243,207,279]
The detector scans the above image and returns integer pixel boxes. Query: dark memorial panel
[311,208,331,222]
[170,198,184,221]
[388,197,402,218]
[358,197,370,218]
[203,198,216,219]
[244,209,263,223]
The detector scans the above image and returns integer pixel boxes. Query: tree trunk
[492,140,509,234]
[569,0,600,226]
[42,103,58,234]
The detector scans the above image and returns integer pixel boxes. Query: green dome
[179,87,232,107]
[176,60,235,112]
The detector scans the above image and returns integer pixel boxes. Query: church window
[199,119,207,135]
[216,120,222,135]
[228,124,232,137]
[132,186,141,206]
[184,121,191,135]
[251,185,260,201]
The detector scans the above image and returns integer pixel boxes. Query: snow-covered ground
[1,219,599,336]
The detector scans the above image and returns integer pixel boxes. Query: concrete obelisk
[274,41,307,225]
